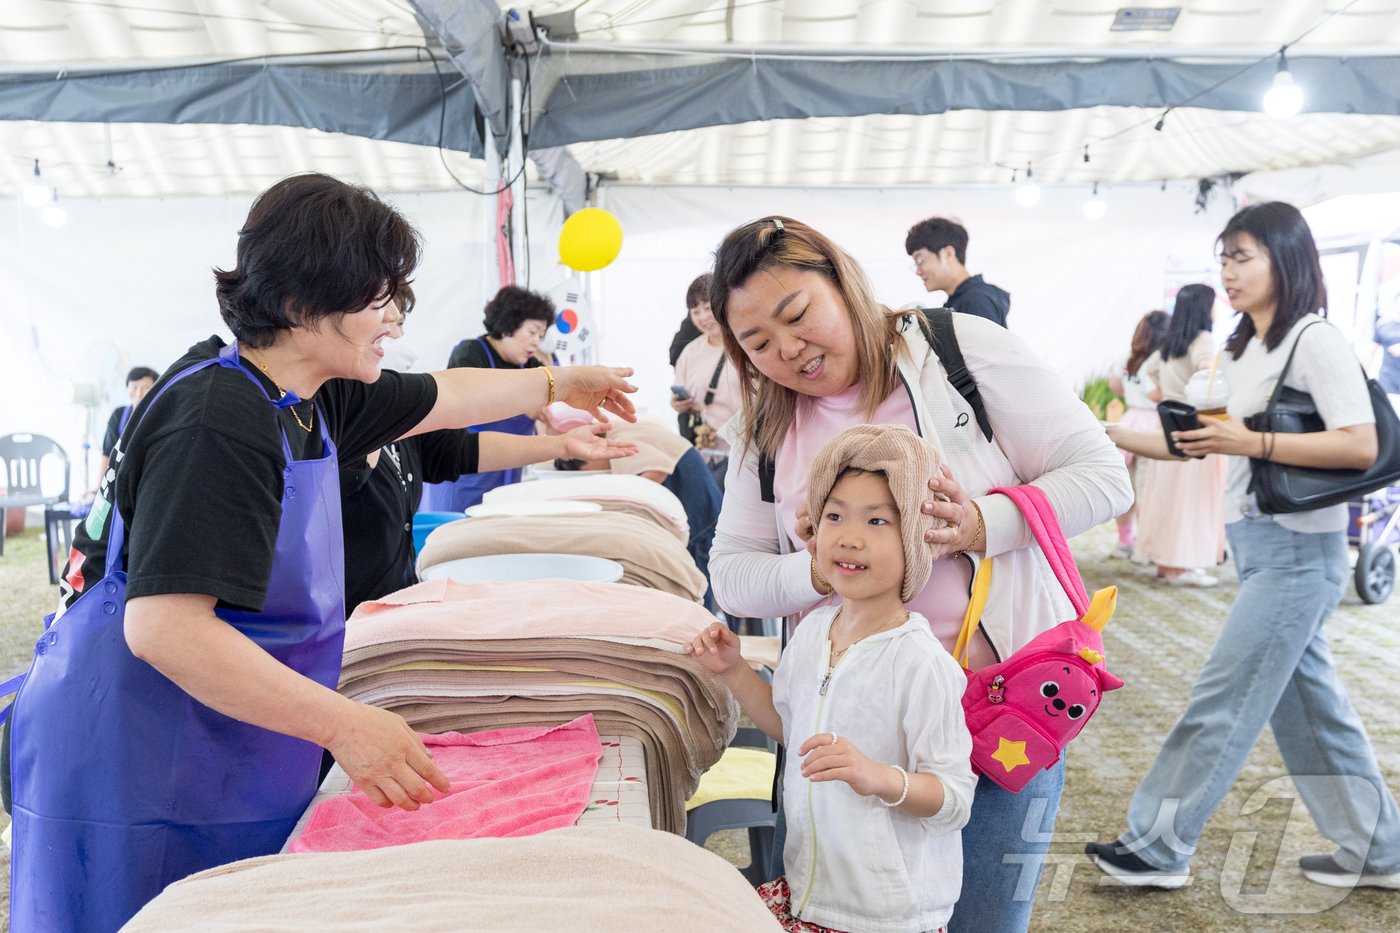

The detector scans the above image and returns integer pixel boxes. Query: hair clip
[771,218,785,232]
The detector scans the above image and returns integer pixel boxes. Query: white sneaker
[1165,569,1218,588]
[1300,853,1400,890]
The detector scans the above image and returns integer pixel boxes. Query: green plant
[1080,375,1123,421]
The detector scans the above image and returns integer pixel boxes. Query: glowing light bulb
[1263,68,1303,117]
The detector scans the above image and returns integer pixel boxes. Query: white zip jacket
[713,311,1132,660]
[773,607,975,933]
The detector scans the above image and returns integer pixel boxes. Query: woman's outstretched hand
[554,366,638,423]
[560,423,639,462]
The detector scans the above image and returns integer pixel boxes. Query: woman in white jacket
[708,217,1131,932]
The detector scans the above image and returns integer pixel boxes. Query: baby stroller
[1349,484,1400,604]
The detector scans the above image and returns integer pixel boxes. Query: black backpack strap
[752,411,777,504]
[922,308,994,443]
[758,453,775,503]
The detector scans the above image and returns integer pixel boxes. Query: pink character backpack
[952,485,1123,792]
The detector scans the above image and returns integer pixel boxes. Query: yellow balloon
[558,208,623,272]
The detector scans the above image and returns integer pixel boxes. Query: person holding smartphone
[672,273,743,490]
[1095,202,1400,891]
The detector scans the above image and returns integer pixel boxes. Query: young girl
[687,425,975,933]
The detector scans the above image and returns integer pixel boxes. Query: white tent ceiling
[3,0,1400,199]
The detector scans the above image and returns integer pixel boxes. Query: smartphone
[670,385,692,401]
[1157,400,1204,459]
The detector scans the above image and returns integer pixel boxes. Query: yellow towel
[687,747,776,809]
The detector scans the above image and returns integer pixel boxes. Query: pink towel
[290,715,604,853]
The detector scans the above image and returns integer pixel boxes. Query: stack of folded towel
[417,511,706,603]
[482,473,690,543]
[125,825,782,932]
[338,578,739,833]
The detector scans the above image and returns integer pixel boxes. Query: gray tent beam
[529,54,1400,149]
[408,0,510,144]
[0,62,483,156]
[529,146,588,216]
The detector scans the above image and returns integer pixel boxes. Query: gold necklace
[248,353,315,433]
[828,608,910,665]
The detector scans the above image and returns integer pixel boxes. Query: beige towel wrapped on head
[806,424,946,603]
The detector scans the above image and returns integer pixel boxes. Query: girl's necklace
[248,354,315,433]
[828,608,910,667]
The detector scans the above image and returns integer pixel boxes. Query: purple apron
[8,343,346,932]
[422,336,535,512]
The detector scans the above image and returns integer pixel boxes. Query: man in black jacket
[906,216,1010,328]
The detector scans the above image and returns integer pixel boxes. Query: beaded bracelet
[881,765,910,808]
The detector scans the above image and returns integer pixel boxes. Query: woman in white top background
[672,273,743,490]
[1093,201,1400,890]
[1108,309,1169,559]
[1131,285,1229,586]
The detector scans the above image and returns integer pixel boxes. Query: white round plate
[528,467,610,481]
[464,500,602,519]
[419,553,624,585]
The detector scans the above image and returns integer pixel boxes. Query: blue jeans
[768,755,1067,933]
[948,756,1066,933]
[664,448,723,611]
[1125,518,1400,873]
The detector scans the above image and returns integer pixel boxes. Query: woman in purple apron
[427,286,557,512]
[4,175,637,932]
[12,346,350,930]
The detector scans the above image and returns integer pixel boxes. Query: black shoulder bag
[1244,321,1400,514]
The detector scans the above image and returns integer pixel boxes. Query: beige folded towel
[417,512,706,602]
[123,825,781,932]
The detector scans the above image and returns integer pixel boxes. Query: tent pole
[507,76,528,287]
[483,130,503,295]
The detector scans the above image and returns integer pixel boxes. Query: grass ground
[0,519,1397,931]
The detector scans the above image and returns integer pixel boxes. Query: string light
[1015,163,1041,207]
[1082,182,1106,220]
[1263,47,1304,117]
[42,189,67,227]
[22,159,49,207]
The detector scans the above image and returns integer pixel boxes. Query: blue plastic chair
[412,511,465,555]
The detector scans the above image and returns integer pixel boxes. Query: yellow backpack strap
[953,557,993,670]
[1080,586,1117,633]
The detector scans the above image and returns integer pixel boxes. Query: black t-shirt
[446,336,543,370]
[946,274,1011,328]
[340,430,479,614]
[60,336,439,613]
[101,406,130,459]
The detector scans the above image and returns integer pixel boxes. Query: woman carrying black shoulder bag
[1098,201,1400,890]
